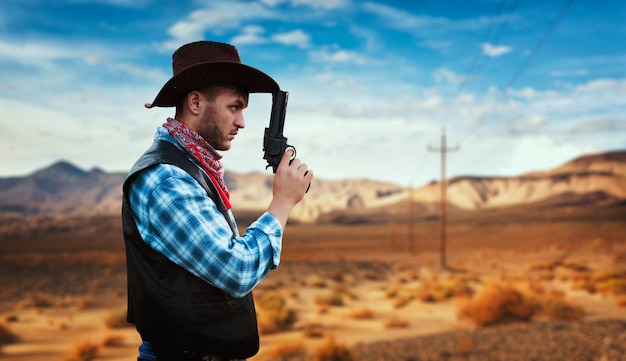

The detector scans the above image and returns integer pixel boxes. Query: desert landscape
[1,150,625,360]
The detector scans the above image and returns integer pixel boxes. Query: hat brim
[146,62,279,108]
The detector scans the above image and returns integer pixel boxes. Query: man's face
[196,89,248,151]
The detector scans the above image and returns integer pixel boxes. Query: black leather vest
[121,140,259,359]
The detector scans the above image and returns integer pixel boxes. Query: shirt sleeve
[128,163,283,297]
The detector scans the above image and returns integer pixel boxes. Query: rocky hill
[0,150,624,223]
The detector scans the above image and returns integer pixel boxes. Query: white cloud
[162,2,276,50]
[272,29,311,49]
[231,25,268,46]
[291,0,349,9]
[481,42,512,57]
[434,68,463,84]
[309,48,370,65]
[0,40,77,69]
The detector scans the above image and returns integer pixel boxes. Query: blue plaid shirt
[128,127,283,298]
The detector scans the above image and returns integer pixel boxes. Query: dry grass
[314,291,344,307]
[264,339,308,360]
[100,333,125,347]
[255,291,297,335]
[62,340,100,361]
[571,270,626,295]
[458,280,585,326]
[457,282,541,326]
[0,323,18,352]
[104,309,132,329]
[347,307,374,320]
[383,317,410,329]
[302,323,326,338]
[312,335,353,361]
[417,276,474,303]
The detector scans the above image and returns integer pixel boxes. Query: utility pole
[428,127,459,269]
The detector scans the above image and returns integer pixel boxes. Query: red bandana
[163,118,231,209]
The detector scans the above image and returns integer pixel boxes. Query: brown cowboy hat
[145,40,279,108]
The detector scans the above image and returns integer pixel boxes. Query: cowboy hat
[145,41,279,108]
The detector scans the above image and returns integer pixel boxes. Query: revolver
[263,90,296,173]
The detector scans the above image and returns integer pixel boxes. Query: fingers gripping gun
[263,90,296,173]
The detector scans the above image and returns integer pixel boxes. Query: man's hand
[267,149,314,229]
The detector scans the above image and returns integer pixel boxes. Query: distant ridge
[0,150,624,222]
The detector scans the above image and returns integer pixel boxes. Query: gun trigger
[286,146,296,161]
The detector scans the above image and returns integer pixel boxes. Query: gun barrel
[269,90,288,134]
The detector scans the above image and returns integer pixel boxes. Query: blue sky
[1,0,625,185]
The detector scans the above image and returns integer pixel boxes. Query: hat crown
[172,41,242,76]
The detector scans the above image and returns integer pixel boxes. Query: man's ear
[187,91,202,116]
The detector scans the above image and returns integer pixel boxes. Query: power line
[451,0,517,106]
[456,0,576,145]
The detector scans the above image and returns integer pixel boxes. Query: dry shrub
[616,296,626,308]
[100,333,125,347]
[347,307,374,319]
[313,335,353,361]
[3,314,18,323]
[574,270,626,295]
[384,285,399,298]
[457,282,540,327]
[264,339,307,360]
[302,323,326,338]
[0,323,19,350]
[76,298,91,310]
[417,278,473,303]
[27,294,54,308]
[589,237,612,251]
[537,296,584,321]
[104,309,133,329]
[315,291,344,307]
[392,293,414,309]
[383,317,409,329]
[63,340,100,361]
[255,291,297,335]
[308,275,328,288]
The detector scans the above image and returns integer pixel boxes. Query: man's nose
[235,113,245,129]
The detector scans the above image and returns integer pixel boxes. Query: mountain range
[0,150,624,223]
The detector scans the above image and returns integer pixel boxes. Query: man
[121,41,313,361]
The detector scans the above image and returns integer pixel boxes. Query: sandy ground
[1,246,625,361]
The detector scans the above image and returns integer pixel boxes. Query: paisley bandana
[163,118,231,209]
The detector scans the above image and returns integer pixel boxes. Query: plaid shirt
[128,128,283,297]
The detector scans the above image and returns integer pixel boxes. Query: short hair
[175,85,249,117]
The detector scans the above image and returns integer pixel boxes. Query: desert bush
[27,294,54,308]
[264,339,307,360]
[100,333,125,347]
[457,282,540,327]
[302,323,326,338]
[573,271,626,295]
[392,292,414,309]
[537,297,584,321]
[255,291,297,334]
[417,277,473,303]
[0,323,19,351]
[313,335,353,361]
[383,317,409,329]
[63,340,100,361]
[104,309,133,329]
[308,275,328,288]
[315,291,344,307]
[347,307,374,319]
[616,296,626,308]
